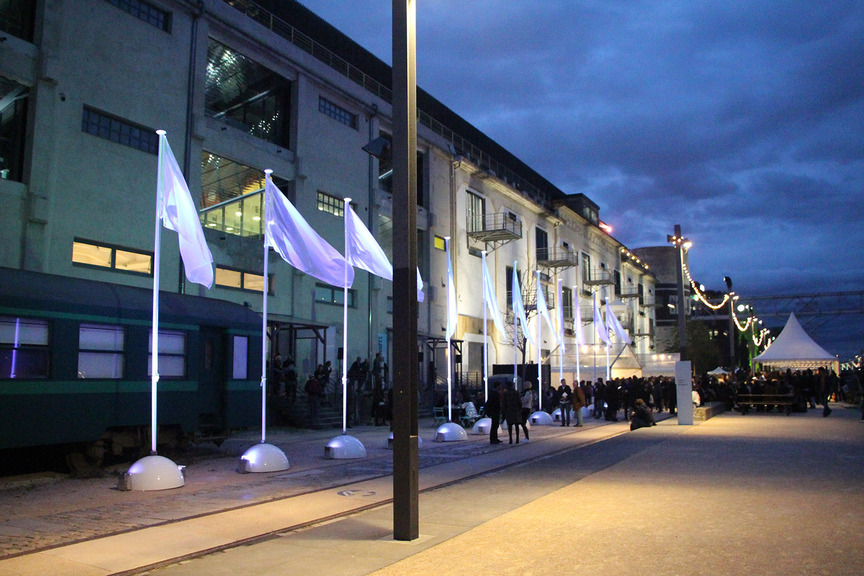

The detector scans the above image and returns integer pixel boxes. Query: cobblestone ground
[0,419,585,558]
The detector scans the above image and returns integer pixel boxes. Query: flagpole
[513,262,518,389]
[260,173,274,444]
[605,296,611,382]
[445,237,453,422]
[557,279,563,384]
[536,271,542,412]
[482,251,489,402]
[150,131,167,455]
[573,286,581,386]
[341,199,353,435]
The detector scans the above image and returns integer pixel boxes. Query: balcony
[467,213,522,249]
[537,247,578,270]
[583,269,615,287]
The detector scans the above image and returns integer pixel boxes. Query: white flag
[345,205,393,280]
[265,174,353,288]
[536,276,560,346]
[445,238,457,338]
[512,263,535,345]
[605,298,632,345]
[417,267,425,303]
[556,280,566,355]
[157,132,213,288]
[572,287,586,346]
[593,295,611,345]
[482,253,505,335]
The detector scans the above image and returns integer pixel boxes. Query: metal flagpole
[573,286,581,386]
[513,262,518,388]
[557,279,563,384]
[604,294,611,382]
[536,271,542,411]
[445,237,453,422]
[150,131,166,455]
[260,182,270,444]
[341,199,353,435]
[482,251,489,402]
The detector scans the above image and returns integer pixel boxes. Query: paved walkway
[2,405,863,575]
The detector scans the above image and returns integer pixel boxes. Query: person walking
[520,381,534,442]
[485,381,503,444]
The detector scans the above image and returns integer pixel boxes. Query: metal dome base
[119,454,185,491]
[325,434,367,459]
[529,411,555,426]
[434,422,468,442]
[238,443,290,473]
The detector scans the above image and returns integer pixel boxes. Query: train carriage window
[148,330,186,378]
[0,316,50,379]
[232,336,248,379]
[78,324,125,379]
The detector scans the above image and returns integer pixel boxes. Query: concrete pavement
[2,405,863,575]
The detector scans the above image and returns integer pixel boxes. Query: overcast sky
[296,1,863,358]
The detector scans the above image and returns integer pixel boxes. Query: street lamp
[724,276,735,369]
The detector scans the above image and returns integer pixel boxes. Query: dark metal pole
[674,225,687,362]
[391,0,419,541]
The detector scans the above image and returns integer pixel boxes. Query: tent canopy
[754,312,838,371]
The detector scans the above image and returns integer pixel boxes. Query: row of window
[0,315,250,381]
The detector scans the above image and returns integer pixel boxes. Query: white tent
[754,312,839,372]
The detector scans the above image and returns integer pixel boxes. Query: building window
[232,336,248,379]
[315,283,354,307]
[562,285,574,321]
[206,39,291,148]
[81,107,158,154]
[104,0,172,32]
[0,0,37,41]
[466,191,485,233]
[433,235,446,251]
[148,330,186,378]
[317,191,345,217]
[72,240,152,275]
[0,316,50,379]
[319,96,358,129]
[536,227,549,261]
[78,324,125,379]
[506,266,521,309]
[215,266,268,292]
[0,77,28,182]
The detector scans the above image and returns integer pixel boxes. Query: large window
[319,97,357,129]
[78,324,125,379]
[104,0,171,32]
[0,76,28,182]
[536,227,549,261]
[215,266,267,292]
[148,330,186,378]
[72,240,152,275]
[582,252,591,293]
[206,39,291,148]
[466,191,485,233]
[562,285,574,321]
[0,0,36,41]
[0,316,49,379]
[317,191,345,217]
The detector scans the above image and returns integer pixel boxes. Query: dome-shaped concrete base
[471,417,492,435]
[529,411,555,426]
[434,422,468,442]
[384,432,424,449]
[325,434,367,459]
[119,455,185,491]
[238,443,290,473]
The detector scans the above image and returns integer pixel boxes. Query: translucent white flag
[345,204,392,281]
[605,298,632,345]
[572,287,586,346]
[512,263,535,345]
[157,132,213,288]
[556,280,566,355]
[536,276,560,346]
[445,238,457,338]
[482,253,505,335]
[417,267,425,303]
[265,174,353,288]
[593,295,611,345]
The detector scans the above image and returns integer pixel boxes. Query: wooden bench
[735,394,795,415]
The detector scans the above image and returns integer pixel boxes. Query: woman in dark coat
[503,381,525,444]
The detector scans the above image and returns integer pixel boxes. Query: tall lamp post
[391,0,419,541]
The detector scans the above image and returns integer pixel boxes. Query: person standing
[305,373,322,428]
[520,380,534,441]
[503,381,524,444]
[572,380,586,427]
[485,381,503,444]
[557,379,571,426]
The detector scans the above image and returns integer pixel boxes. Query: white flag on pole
[556,280,566,355]
[482,255,506,335]
[265,174,353,288]
[417,268,425,303]
[536,278,560,346]
[157,132,213,288]
[445,238,457,338]
[572,287,586,346]
[593,295,611,345]
[605,298,633,344]
[512,264,535,345]
[345,204,393,281]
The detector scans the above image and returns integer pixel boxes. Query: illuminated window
[104,0,171,32]
[0,316,50,379]
[317,192,345,217]
[81,107,158,154]
[78,324,125,379]
[466,191,485,233]
[319,97,358,129]
[206,39,291,147]
[433,235,446,251]
[562,285,574,321]
[72,240,152,275]
[148,330,186,378]
[215,266,267,293]
[315,283,354,307]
